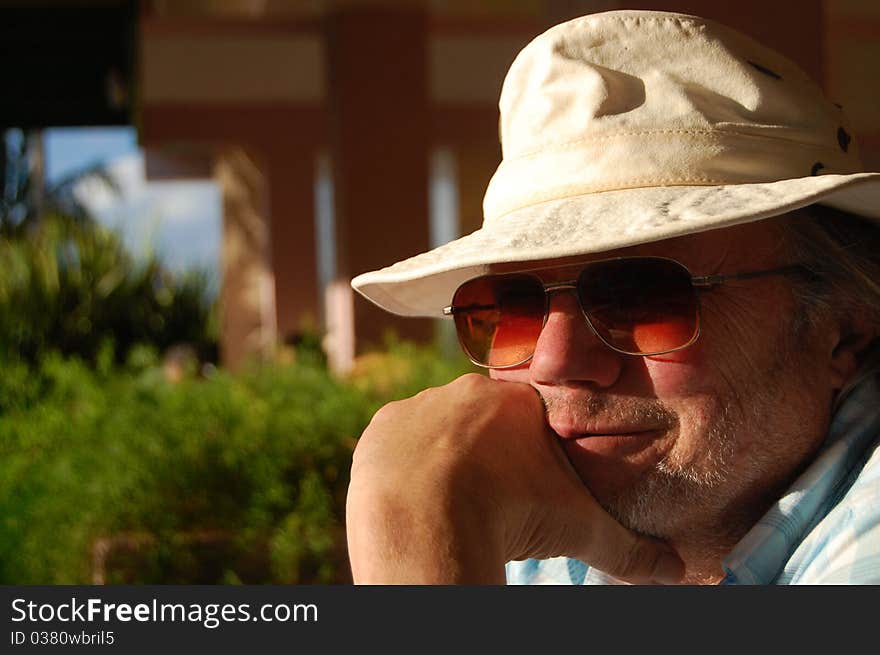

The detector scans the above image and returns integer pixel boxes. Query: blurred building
[3,0,879,371]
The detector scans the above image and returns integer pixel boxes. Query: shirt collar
[721,371,880,584]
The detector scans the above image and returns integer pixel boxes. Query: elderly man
[346,10,880,584]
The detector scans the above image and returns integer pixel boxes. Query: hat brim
[351,173,880,317]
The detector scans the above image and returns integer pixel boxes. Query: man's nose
[527,289,623,388]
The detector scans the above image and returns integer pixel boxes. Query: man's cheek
[643,346,709,395]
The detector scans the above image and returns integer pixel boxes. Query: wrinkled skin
[346,217,870,584]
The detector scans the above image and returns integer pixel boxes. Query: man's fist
[346,374,683,584]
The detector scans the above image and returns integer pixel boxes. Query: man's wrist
[347,485,507,584]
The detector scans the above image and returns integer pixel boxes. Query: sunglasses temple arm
[691,264,813,288]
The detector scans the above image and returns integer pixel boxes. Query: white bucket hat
[352,9,880,317]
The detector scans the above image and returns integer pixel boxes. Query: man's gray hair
[785,204,880,381]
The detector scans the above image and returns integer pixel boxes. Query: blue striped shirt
[506,371,880,585]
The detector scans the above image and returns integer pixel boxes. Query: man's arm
[345,373,684,584]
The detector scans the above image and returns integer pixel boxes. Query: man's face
[488,217,838,541]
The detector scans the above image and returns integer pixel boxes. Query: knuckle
[351,424,378,460]
[413,384,440,402]
[453,372,489,392]
[349,437,368,475]
[370,399,402,423]
[355,401,400,454]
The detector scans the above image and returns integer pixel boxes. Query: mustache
[541,392,678,429]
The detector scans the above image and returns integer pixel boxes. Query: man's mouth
[544,411,675,491]
[569,429,663,439]
[549,420,665,440]
[544,404,674,463]
[553,423,667,459]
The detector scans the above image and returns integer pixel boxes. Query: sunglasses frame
[443,256,809,369]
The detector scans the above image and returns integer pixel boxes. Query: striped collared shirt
[506,372,880,585]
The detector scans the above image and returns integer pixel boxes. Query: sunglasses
[443,256,808,369]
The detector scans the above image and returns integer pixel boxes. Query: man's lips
[549,418,668,460]
[549,422,665,440]
[557,426,667,461]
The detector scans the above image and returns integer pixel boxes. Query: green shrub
[0,215,217,366]
[0,340,475,584]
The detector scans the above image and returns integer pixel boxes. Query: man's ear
[829,315,878,391]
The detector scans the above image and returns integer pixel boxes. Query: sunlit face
[489,218,839,542]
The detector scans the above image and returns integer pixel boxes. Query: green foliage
[0,341,475,584]
[1,129,475,584]
[0,215,217,366]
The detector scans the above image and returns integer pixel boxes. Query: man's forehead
[487,216,791,276]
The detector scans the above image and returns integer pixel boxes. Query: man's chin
[561,437,722,539]
[560,431,667,500]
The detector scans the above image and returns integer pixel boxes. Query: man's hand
[346,373,684,584]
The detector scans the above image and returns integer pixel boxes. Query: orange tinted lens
[579,259,698,354]
[451,275,545,367]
